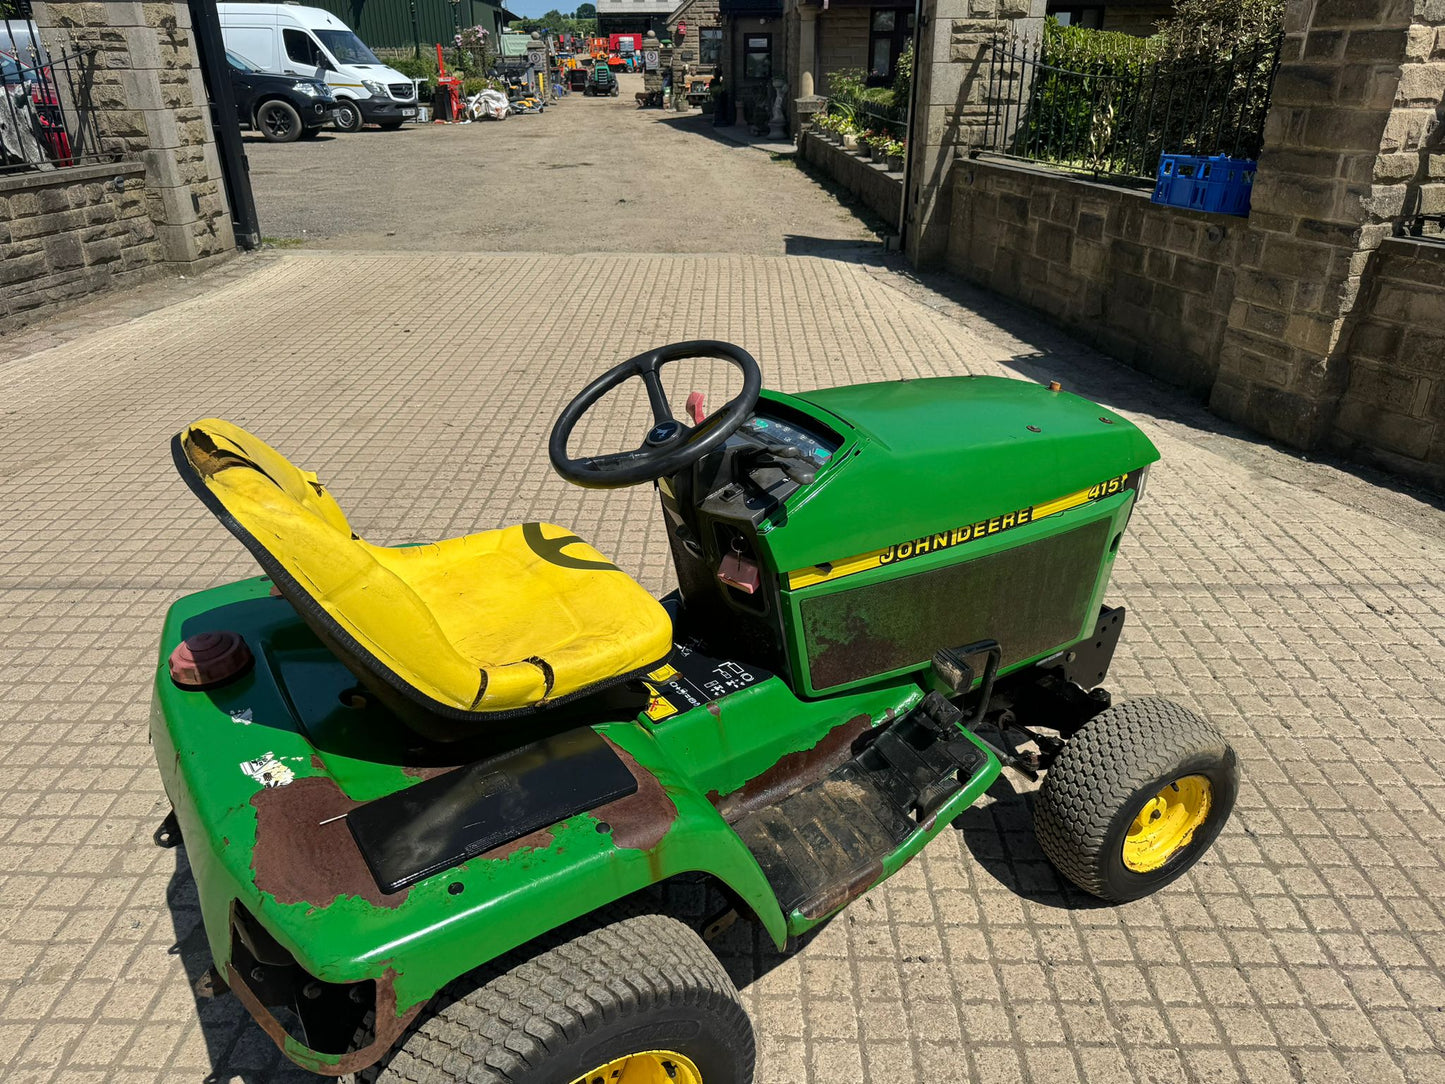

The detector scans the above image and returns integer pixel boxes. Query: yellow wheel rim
[570,1049,704,1084]
[1122,775,1212,873]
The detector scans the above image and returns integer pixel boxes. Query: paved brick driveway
[0,250,1442,1084]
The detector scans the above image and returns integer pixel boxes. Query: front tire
[377,118,405,130]
[1034,697,1237,903]
[368,912,755,1083]
[333,99,363,132]
[257,100,302,143]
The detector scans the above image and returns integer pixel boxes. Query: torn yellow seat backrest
[177,419,673,716]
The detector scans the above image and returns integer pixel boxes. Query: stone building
[597,0,674,37]
[1044,0,1172,34]
[2,2,240,327]
[666,0,723,90]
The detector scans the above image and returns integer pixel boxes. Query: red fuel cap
[169,631,254,690]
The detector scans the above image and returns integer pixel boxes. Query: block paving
[0,250,1442,1083]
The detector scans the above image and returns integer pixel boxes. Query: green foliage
[515,10,597,37]
[1008,11,1283,179]
[825,67,906,140]
[891,42,913,105]
[389,56,439,80]
[462,76,505,95]
[574,3,596,17]
[1156,0,1285,59]
[1042,19,1160,69]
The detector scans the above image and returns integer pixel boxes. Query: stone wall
[32,2,234,264]
[799,130,903,227]
[945,157,1240,396]
[816,9,869,94]
[1099,0,1173,36]
[905,0,1044,268]
[1,161,162,323]
[0,2,239,328]
[1331,237,1445,490]
[1210,0,1444,448]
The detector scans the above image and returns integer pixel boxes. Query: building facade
[597,0,675,37]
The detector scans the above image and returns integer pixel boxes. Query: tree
[575,3,596,17]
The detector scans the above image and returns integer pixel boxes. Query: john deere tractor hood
[762,376,1160,573]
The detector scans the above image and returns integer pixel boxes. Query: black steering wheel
[549,340,763,489]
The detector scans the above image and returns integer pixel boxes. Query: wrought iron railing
[978,31,1282,184]
[1,9,108,174]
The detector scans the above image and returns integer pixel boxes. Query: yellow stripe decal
[786,471,1139,590]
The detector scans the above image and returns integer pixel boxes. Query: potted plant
[884,138,905,172]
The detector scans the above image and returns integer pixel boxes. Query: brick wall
[1331,237,1445,489]
[945,157,1240,395]
[1,162,162,324]
[799,130,903,226]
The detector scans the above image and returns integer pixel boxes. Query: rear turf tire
[365,912,754,1083]
[1033,697,1237,903]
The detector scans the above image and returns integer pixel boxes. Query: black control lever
[738,441,816,486]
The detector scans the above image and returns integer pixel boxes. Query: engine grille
[388,82,415,100]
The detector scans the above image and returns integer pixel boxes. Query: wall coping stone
[1376,235,1445,263]
[0,160,144,197]
[959,153,1242,225]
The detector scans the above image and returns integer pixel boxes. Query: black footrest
[734,693,986,919]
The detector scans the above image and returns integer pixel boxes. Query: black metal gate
[188,0,260,249]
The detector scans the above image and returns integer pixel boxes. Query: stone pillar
[34,1,234,264]
[904,0,1044,266]
[798,4,817,98]
[1210,0,1430,449]
[643,31,664,98]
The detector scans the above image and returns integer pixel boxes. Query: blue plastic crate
[1152,154,1256,216]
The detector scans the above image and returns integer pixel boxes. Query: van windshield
[315,30,379,66]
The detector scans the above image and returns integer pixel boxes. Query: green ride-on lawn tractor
[151,342,1237,1082]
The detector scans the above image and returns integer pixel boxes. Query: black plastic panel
[801,518,1113,691]
[347,727,637,894]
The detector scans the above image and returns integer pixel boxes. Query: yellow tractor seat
[172,419,673,735]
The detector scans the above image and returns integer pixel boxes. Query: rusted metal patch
[595,737,677,851]
[483,825,555,860]
[250,775,407,909]
[225,961,421,1077]
[708,714,873,823]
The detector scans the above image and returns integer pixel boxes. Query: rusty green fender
[150,576,926,1073]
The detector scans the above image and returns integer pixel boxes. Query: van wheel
[377,119,405,130]
[257,100,302,143]
[333,100,363,132]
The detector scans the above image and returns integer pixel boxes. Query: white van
[217,4,416,131]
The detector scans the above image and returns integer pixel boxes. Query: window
[743,34,771,81]
[283,28,322,68]
[699,26,722,66]
[867,8,913,86]
[1046,4,1105,28]
[314,29,380,66]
